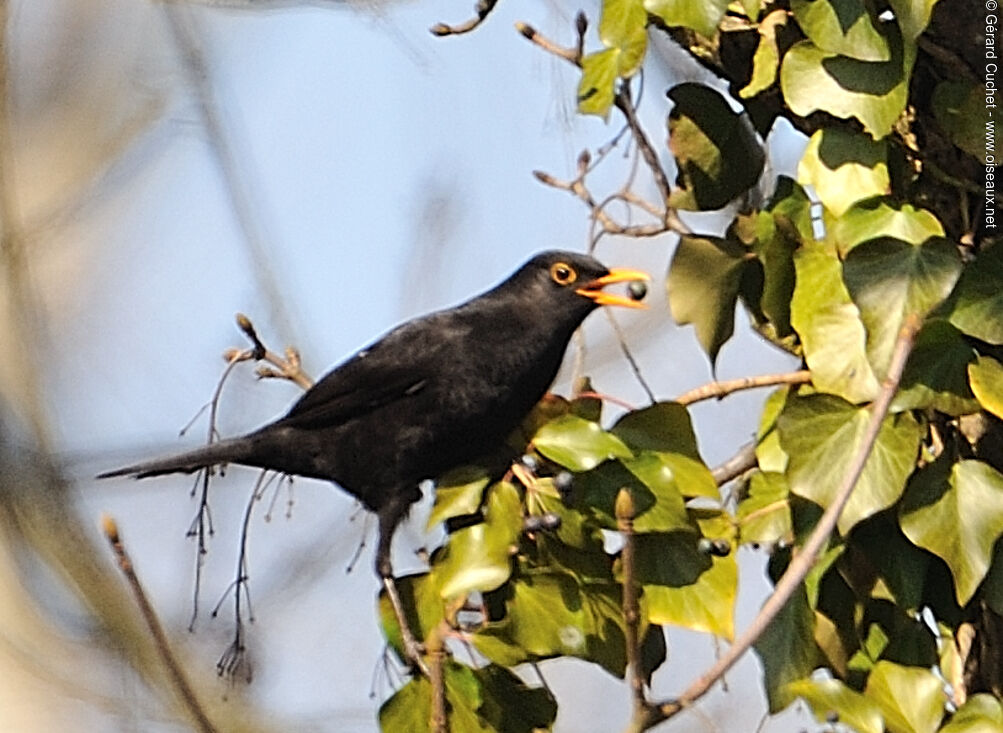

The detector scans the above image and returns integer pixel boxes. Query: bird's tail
[97,437,258,480]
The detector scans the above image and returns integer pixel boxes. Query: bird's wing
[278,325,435,430]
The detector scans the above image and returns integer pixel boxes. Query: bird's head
[524,251,650,312]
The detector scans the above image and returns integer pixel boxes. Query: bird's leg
[377,501,428,676]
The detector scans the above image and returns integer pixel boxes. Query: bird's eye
[549,262,577,285]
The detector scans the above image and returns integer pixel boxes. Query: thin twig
[426,620,450,733]
[431,0,500,36]
[640,314,922,729]
[710,442,757,487]
[675,371,811,406]
[616,488,647,718]
[102,516,218,733]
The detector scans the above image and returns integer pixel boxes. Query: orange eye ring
[549,262,577,285]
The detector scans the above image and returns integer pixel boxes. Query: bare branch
[431,0,500,37]
[675,371,812,406]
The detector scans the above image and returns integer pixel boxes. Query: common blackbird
[100,250,648,666]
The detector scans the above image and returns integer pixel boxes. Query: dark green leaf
[947,243,1003,344]
[611,402,699,456]
[864,660,946,733]
[843,237,963,378]
[892,320,978,415]
[666,83,765,210]
[633,532,737,638]
[533,414,632,471]
[379,660,557,733]
[668,234,750,365]
[574,459,694,533]
[778,393,922,534]
[900,459,1003,605]
[791,0,889,61]
[754,584,821,711]
[643,0,729,37]
[933,81,989,160]
[790,244,880,403]
[798,129,889,216]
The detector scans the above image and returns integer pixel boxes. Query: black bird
[100,250,648,665]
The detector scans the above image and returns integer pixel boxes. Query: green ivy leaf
[892,320,978,416]
[428,467,490,529]
[533,414,632,471]
[379,660,557,733]
[785,677,884,733]
[633,532,737,639]
[946,243,1003,345]
[666,83,765,210]
[778,393,922,534]
[756,387,791,473]
[574,459,694,533]
[598,0,648,77]
[780,28,916,138]
[378,572,446,662]
[740,10,789,98]
[933,82,989,160]
[668,234,750,365]
[797,129,889,217]
[737,471,792,545]
[611,401,699,456]
[433,481,522,599]
[753,179,812,338]
[888,0,941,41]
[578,48,619,117]
[754,584,821,711]
[940,694,1003,733]
[864,660,946,733]
[829,198,945,255]
[790,244,880,403]
[969,355,1003,420]
[843,236,963,378]
[474,571,659,679]
[791,0,890,61]
[900,459,1003,605]
[643,0,729,37]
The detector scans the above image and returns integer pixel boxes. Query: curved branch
[431,0,500,36]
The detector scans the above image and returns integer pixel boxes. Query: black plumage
[100,250,647,663]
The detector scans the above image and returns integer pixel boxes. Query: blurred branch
[160,5,299,344]
[103,516,218,733]
[616,488,647,726]
[675,371,811,406]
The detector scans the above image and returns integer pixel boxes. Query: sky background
[2,0,814,730]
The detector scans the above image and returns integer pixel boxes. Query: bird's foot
[382,576,430,676]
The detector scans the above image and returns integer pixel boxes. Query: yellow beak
[576,268,650,309]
